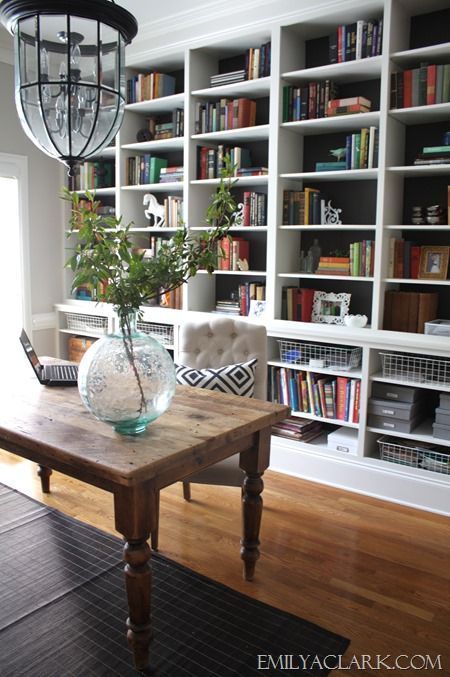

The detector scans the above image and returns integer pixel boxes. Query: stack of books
[315,256,350,276]
[159,166,184,183]
[210,70,246,87]
[214,299,241,315]
[413,144,450,166]
[326,95,371,116]
[272,416,323,443]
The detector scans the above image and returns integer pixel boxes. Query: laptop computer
[19,329,78,386]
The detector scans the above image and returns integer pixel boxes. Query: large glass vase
[78,314,176,435]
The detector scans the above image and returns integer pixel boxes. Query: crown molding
[127,0,353,65]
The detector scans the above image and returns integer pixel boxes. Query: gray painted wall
[0,62,64,354]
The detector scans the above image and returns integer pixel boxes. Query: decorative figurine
[323,199,342,225]
[143,193,165,227]
[329,147,347,162]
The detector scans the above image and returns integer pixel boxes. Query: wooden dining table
[0,364,289,671]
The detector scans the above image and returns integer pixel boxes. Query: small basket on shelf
[277,340,362,371]
[136,321,174,346]
[378,436,450,476]
[65,312,108,335]
[380,352,450,386]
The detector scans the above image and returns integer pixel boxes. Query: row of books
[281,287,315,322]
[387,239,448,279]
[390,63,450,110]
[268,366,361,423]
[126,72,176,104]
[194,98,257,134]
[321,126,378,171]
[245,42,271,80]
[159,285,183,310]
[271,417,323,443]
[126,155,168,186]
[197,144,251,180]
[282,80,338,122]
[160,195,183,228]
[315,243,374,277]
[242,191,267,227]
[215,281,266,316]
[70,161,115,191]
[328,18,383,63]
[282,188,329,225]
[413,144,450,167]
[383,291,438,334]
[146,109,184,139]
[217,236,250,271]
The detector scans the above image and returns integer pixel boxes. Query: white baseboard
[269,437,450,517]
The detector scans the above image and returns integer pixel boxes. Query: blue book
[315,161,347,171]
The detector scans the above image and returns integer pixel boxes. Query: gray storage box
[368,398,422,421]
[439,393,450,411]
[368,414,420,433]
[371,381,421,403]
[432,422,450,441]
[434,407,450,426]
[424,319,450,336]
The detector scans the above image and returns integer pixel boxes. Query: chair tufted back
[177,317,267,400]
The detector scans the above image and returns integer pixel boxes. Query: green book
[149,157,168,183]
[422,146,450,154]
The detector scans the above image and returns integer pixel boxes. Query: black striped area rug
[0,483,349,676]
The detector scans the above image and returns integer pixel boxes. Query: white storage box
[425,319,450,336]
[327,427,358,455]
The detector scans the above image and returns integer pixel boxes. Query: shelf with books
[192,76,271,99]
[281,169,378,181]
[121,138,185,153]
[281,111,380,135]
[192,125,270,143]
[125,92,185,115]
[279,273,374,282]
[191,175,268,186]
[282,55,382,84]
[121,183,184,192]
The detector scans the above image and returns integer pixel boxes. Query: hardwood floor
[1,448,449,675]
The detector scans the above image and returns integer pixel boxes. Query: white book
[368,125,376,169]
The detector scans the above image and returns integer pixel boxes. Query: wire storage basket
[65,312,108,335]
[380,352,450,386]
[378,436,450,475]
[136,321,174,347]
[278,340,362,371]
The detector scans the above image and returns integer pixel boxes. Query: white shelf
[74,187,115,196]
[290,410,359,429]
[202,269,267,276]
[121,138,184,152]
[281,112,380,135]
[385,225,450,231]
[192,124,270,142]
[389,103,450,125]
[121,182,183,192]
[384,278,450,286]
[282,56,382,83]
[370,373,450,394]
[387,165,450,176]
[125,93,185,114]
[390,43,450,67]
[190,226,267,232]
[280,169,378,181]
[280,225,376,231]
[367,419,450,449]
[191,176,268,186]
[192,76,271,98]
[278,273,374,282]
[268,359,362,380]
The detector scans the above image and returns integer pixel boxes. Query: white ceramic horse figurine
[143,193,165,227]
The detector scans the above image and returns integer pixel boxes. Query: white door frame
[0,152,32,334]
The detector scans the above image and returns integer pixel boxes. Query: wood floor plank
[0,448,449,675]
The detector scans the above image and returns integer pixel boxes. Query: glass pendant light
[0,0,138,176]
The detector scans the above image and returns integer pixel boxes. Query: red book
[353,379,361,423]
[427,64,437,105]
[300,288,315,322]
[336,377,349,420]
[237,98,256,128]
[410,245,421,279]
[403,69,412,108]
[219,236,231,270]
[243,191,251,227]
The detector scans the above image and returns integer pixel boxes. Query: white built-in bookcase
[56,0,450,515]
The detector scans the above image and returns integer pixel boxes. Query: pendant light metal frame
[0,0,138,175]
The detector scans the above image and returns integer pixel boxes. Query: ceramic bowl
[344,314,368,328]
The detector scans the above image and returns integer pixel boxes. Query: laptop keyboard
[49,364,78,381]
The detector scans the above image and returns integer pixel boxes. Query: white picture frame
[311,291,351,325]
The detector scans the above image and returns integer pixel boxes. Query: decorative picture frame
[248,300,267,320]
[418,246,449,281]
[311,291,351,325]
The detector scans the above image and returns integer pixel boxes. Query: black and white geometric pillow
[175,359,257,397]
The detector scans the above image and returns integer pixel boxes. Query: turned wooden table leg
[37,465,52,493]
[114,482,155,672]
[239,426,271,581]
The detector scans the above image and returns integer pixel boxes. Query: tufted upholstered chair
[150,316,267,550]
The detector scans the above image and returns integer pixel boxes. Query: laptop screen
[19,329,43,378]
